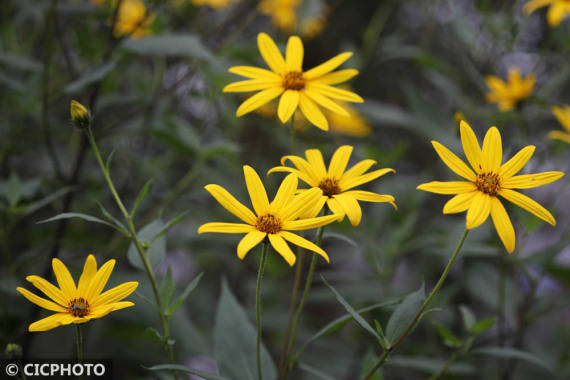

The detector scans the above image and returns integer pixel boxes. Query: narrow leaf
[159,267,175,311]
[167,272,204,316]
[385,284,425,343]
[470,317,495,334]
[131,179,153,218]
[95,201,129,237]
[37,212,116,229]
[472,347,553,372]
[436,323,462,348]
[459,305,476,331]
[150,212,188,244]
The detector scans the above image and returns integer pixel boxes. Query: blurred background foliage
[1,0,569,379]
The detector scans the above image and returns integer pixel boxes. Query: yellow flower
[113,0,154,38]
[524,0,570,27]
[259,0,300,32]
[224,33,363,131]
[300,14,327,40]
[549,105,570,143]
[190,0,238,9]
[268,146,396,226]
[197,166,339,266]
[417,120,564,253]
[485,67,535,111]
[70,100,90,129]
[17,255,138,332]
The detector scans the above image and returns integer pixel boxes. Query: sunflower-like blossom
[17,255,138,332]
[485,67,535,111]
[524,0,570,27]
[549,105,570,143]
[269,146,396,226]
[113,0,154,38]
[417,121,564,253]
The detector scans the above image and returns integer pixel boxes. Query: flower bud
[70,100,91,129]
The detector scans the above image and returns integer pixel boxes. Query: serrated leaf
[146,364,229,380]
[131,179,153,219]
[64,62,116,94]
[459,305,476,331]
[37,212,117,230]
[436,323,462,348]
[121,34,214,62]
[159,267,175,311]
[386,285,425,343]
[127,219,166,270]
[472,347,553,373]
[470,317,495,334]
[166,272,203,317]
[321,275,380,341]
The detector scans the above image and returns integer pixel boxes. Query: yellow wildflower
[485,67,535,111]
[224,33,363,131]
[269,146,396,226]
[549,105,570,143]
[189,0,238,9]
[198,166,339,266]
[417,121,564,253]
[17,255,138,332]
[524,0,570,27]
[113,0,154,38]
[259,0,300,32]
[70,100,90,129]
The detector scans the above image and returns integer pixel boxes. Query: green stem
[289,115,296,155]
[256,242,269,380]
[429,351,459,380]
[85,126,178,379]
[498,251,507,380]
[75,324,83,363]
[363,229,470,380]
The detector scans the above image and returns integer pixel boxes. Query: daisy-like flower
[417,121,564,253]
[197,166,339,266]
[223,33,363,131]
[268,145,396,226]
[485,67,536,111]
[113,0,155,38]
[524,0,570,27]
[549,105,570,143]
[17,255,138,332]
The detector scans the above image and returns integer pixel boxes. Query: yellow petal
[17,287,67,312]
[339,168,395,191]
[279,231,330,263]
[443,191,477,214]
[236,87,285,117]
[333,193,362,226]
[312,69,359,85]
[244,165,270,215]
[459,120,483,174]
[431,141,476,181]
[77,254,98,296]
[547,3,568,26]
[304,89,350,116]
[298,93,328,130]
[280,187,323,221]
[52,258,77,299]
[282,213,339,230]
[91,282,138,308]
[499,189,556,225]
[268,234,296,266]
[85,259,115,301]
[223,79,281,93]
[26,275,68,307]
[198,222,255,233]
[326,197,347,221]
[90,301,134,319]
[548,130,570,143]
[417,181,477,194]
[298,195,328,219]
[523,0,554,14]
[304,52,353,80]
[257,32,286,74]
[270,173,298,213]
[29,313,75,332]
[552,105,570,132]
[204,184,257,224]
[498,146,535,179]
[502,171,564,189]
[237,230,266,260]
[228,65,281,80]
[485,76,507,93]
[481,126,503,173]
[490,197,515,253]
[328,145,353,178]
[465,192,491,229]
[305,149,328,178]
[343,190,397,209]
[280,154,321,185]
[267,166,314,185]
[306,83,364,103]
[339,159,377,183]
[285,35,303,72]
[277,90,300,123]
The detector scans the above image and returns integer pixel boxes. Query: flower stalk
[256,242,269,380]
[75,324,83,363]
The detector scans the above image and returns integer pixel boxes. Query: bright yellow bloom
[259,0,300,32]
[417,121,564,253]
[269,146,396,226]
[70,100,90,129]
[485,67,536,111]
[190,0,237,9]
[549,105,570,143]
[198,166,339,266]
[224,33,363,131]
[113,0,154,38]
[524,0,570,27]
[17,255,138,332]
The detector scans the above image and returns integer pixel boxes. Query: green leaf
[213,279,276,380]
[470,317,495,334]
[374,320,390,349]
[64,62,116,94]
[298,362,335,380]
[159,267,175,311]
[0,52,42,72]
[166,272,204,317]
[150,212,188,244]
[127,219,166,270]
[95,201,130,237]
[37,212,117,230]
[105,150,115,171]
[130,179,153,219]
[142,326,164,344]
[459,305,476,331]
[121,34,214,62]
[472,347,553,372]
[322,232,358,247]
[385,285,425,343]
[435,323,462,348]
[146,364,229,380]
[386,356,475,375]
[20,187,74,216]
[321,275,380,341]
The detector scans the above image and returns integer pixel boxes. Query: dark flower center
[68,297,90,317]
[283,71,305,91]
[256,214,282,234]
[475,172,501,196]
[318,177,341,197]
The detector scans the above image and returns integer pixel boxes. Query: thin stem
[75,324,83,363]
[498,251,507,380]
[429,351,458,380]
[256,242,269,380]
[363,229,470,380]
[289,115,296,155]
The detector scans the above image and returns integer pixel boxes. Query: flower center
[475,172,501,196]
[282,71,305,91]
[318,177,341,197]
[256,213,282,234]
[68,297,90,318]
